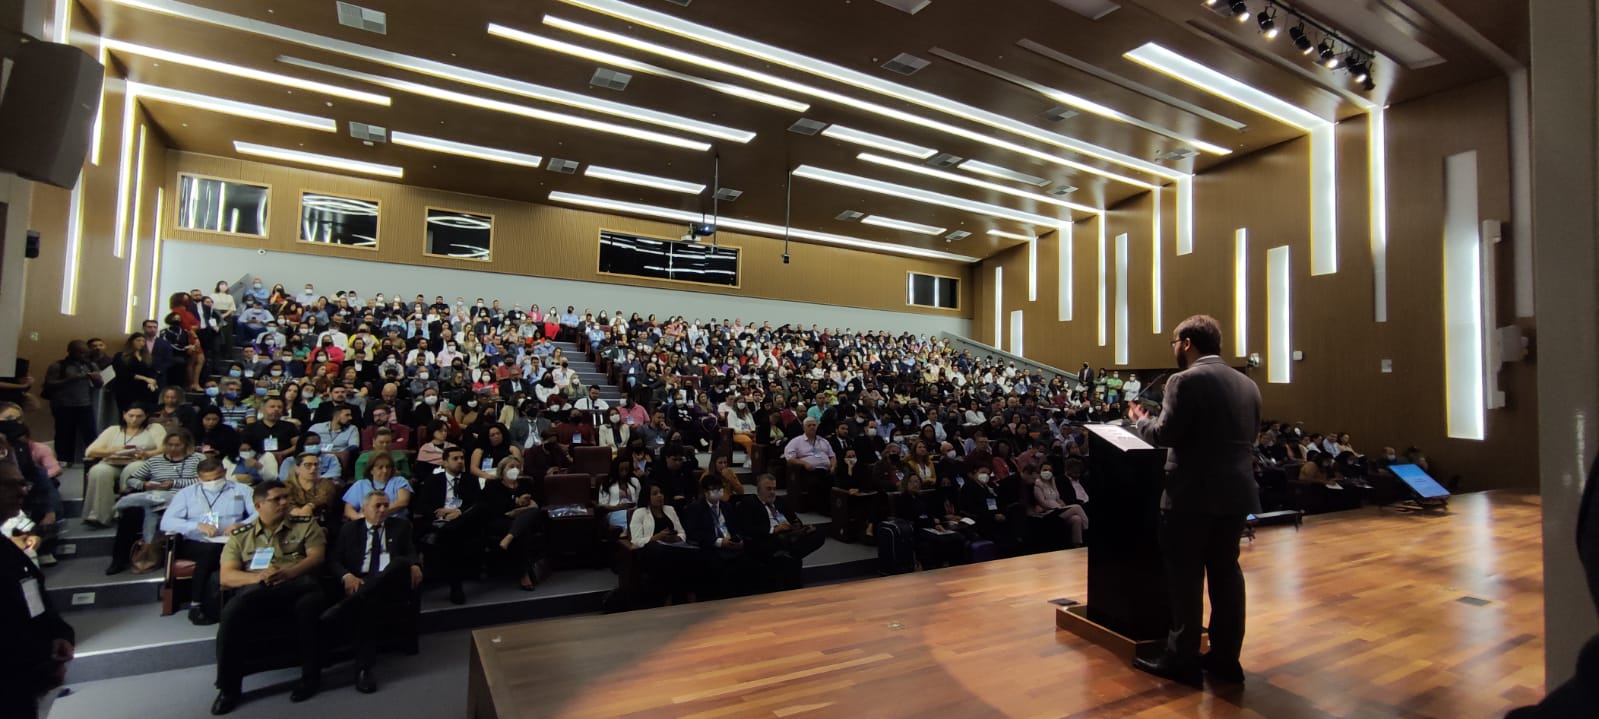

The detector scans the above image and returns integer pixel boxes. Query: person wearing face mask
[683,474,755,599]
[1029,461,1089,550]
[477,457,546,592]
[599,409,631,456]
[958,463,1018,558]
[555,410,597,448]
[160,458,255,625]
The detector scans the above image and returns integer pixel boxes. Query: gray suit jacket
[1133,356,1262,515]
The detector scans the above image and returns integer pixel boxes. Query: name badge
[263,437,280,452]
[985,498,998,511]
[481,458,494,471]
[204,512,221,528]
[21,578,45,618]
[249,547,275,571]
[573,434,583,444]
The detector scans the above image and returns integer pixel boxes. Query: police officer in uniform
[160,457,256,625]
[211,479,328,715]
[0,438,75,719]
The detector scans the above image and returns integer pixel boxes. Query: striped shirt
[217,403,253,430]
[124,452,205,491]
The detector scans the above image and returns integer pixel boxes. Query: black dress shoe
[210,691,239,715]
[289,681,320,703]
[1201,653,1246,684]
[356,669,378,694]
[189,607,219,626]
[105,561,129,576]
[1133,654,1203,687]
[449,585,466,605]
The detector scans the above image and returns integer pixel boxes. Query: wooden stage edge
[469,491,1546,719]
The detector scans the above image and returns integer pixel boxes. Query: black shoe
[105,560,129,576]
[289,681,320,703]
[1200,653,1246,684]
[1133,653,1203,687]
[449,585,466,605]
[189,607,219,626]
[355,669,377,694]
[210,692,239,715]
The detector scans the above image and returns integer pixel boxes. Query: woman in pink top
[1032,459,1090,548]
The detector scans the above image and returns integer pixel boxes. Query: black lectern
[1055,423,1172,661]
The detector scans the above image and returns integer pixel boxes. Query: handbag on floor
[129,534,167,574]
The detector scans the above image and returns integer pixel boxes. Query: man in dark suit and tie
[324,491,422,694]
[1128,314,1261,688]
[682,474,752,598]
[736,473,826,590]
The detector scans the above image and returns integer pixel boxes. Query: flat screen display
[1388,463,1450,499]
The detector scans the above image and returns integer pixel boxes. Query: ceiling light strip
[793,164,1067,228]
[390,131,544,168]
[1123,42,1325,130]
[280,56,708,151]
[542,14,1164,189]
[486,23,809,113]
[557,0,1179,180]
[860,215,945,236]
[103,39,392,105]
[821,125,937,160]
[127,81,337,132]
[1015,39,1247,131]
[987,229,1036,241]
[584,165,706,194]
[106,0,752,143]
[857,153,1101,216]
[233,141,404,178]
[959,159,1051,187]
[547,191,979,262]
[929,47,1231,155]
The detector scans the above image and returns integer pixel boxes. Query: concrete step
[44,557,164,612]
[54,522,116,560]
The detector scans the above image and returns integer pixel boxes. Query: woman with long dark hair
[110,334,159,413]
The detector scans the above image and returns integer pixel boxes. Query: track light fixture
[1229,0,1249,21]
[1318,41,1340,69]
[1289,24,1313,54]
[1256,8,1278,39]
[1249,1,1377,92]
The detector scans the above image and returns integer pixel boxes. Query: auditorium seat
[572,446,611,478]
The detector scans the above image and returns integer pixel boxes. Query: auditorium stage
[467,491,1544,718]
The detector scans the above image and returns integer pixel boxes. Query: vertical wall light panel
[1175,176,1193,255]
[1057,221,1073,321]
[1010,309,1025,356]
[1234,228,1247,357]
[1309,123,1337,276]
[1444,151,1486,440]
[1369,108,1389,321]
[1267,245,1291,384]
[60,183,85,315]
[1097,220,1107,346]
[993,265,1004,347]
[1114,232,1129,365]
[1151,186,1163,333]
[1027,236,1038,302]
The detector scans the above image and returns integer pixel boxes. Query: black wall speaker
[0,40,104,190]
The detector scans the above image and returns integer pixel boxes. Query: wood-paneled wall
[163,152,974,319]
[973,77,1536,491]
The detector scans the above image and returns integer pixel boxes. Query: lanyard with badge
[200,483,227,528]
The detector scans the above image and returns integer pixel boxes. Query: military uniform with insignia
[214,514,329,707]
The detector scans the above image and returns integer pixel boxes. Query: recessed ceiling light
[547,191,979,262]
[487,23,810,113]
[1123,42,1323,130]
[987,229,1036,241]
[585,165,706,194]
[856,152,1100,215]
[551,0,1179,182]
[958,159,1051,187]
[541,12,1163,190]
[233,140,403,177]
[792,164,1068,227]
[390,131,544,168]
[128,82,337,132]
[279,56,710,151]
[861,215,945,235]
[101,39,391,105]
[820,125,937,159]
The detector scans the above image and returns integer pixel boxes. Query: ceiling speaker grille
[547,158,579,174]
[713,188,743,202]
[1050,185,1079,196]
[927,153,963,168]
[1161,148,1198,161]
[348,121,387,142]
[875,0,931,14]
[335,2,387,34]
[881,52,931,76]
[589,68,633,91]
[1042,105,1080,122]
[788,118,829,136]
[1047,0,1120,20]
[944,230,971,241]
[835,210,865,221]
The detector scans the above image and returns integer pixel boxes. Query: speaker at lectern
[1055,423,1172,660]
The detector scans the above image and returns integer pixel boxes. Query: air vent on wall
[835,210,865,221]
[876,0,931,14]
[1050,185,1079,196]
[944,230,971,241]
[1160,148,1198,161]
[589,68,632,91]
[1047,0,1120,21]
[881,52,931,76]
[335,1,387,35]
[713,187,743,202]
[926,152,963,168]
[1041,105,1080,122]
[349,121,387,143]
[547,158,579,174]
[788,117,829,136]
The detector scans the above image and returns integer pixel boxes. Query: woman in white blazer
[598,411,631,456]
[629,484,692,603]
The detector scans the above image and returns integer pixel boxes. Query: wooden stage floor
[468,491,1545,718]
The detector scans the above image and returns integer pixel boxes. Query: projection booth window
[424,208,494,261]
[299,193,379,249]
[176,174,270,237]
[598,230,739,288]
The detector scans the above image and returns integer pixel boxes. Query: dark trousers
[177,541,225,619]
[327,559,416,669]
[487,508,549,576]
[432,515,485,590]
[1159,511,1249,663]
[215,575,327,694]
[789,467,831,514]
[50,403,96,464]
[754,528,828,590]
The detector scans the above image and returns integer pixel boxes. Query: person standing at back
[1127,314,1261,688]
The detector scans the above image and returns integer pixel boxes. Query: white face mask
[975,473,991,483]
[505,468,521,481]
[238,450,256,460]
[423,395,438,405]
[201,478,228,491]
[609,414,621,424]
[1040,470,1054,480]
[845,457,857,465]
